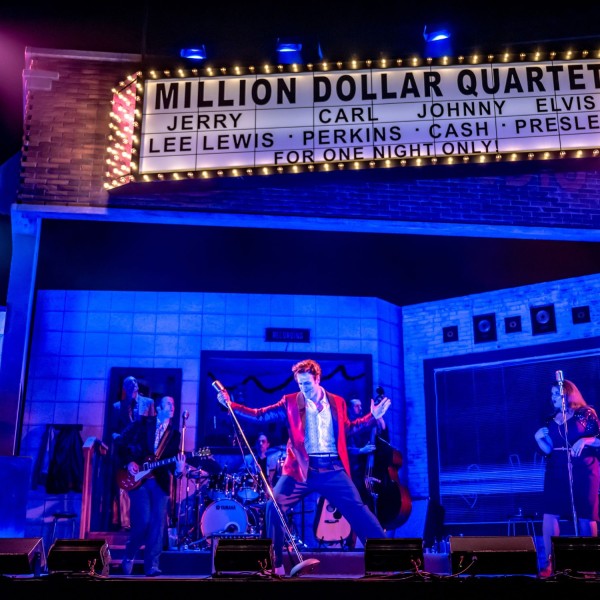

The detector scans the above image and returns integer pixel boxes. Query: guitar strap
[154,426,173,460]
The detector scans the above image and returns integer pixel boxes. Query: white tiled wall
[20,291,403,542]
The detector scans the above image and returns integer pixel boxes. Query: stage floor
[2,571,599,600]
[5,537,597,599]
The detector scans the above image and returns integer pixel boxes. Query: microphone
[182,410,190,422]
[212,380,226,393]
[555,370,565,402]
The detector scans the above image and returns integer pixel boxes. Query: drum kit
[175,447,286,549]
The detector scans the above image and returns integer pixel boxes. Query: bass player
[117,395,186,576]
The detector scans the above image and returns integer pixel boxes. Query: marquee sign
[106,53,600,187]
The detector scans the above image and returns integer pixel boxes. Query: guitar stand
[316,536,351,550]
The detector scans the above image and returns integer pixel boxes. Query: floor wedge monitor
[0,538,46,575]
[364,538,425,575]
[450,535,537,575]
[552,536,600,575]
[47,539,110,576]
[212,537,273,576]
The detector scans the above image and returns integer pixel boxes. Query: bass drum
[200,499,249,540]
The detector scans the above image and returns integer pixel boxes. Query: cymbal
[267,445,286,455]
[187,455,221,474]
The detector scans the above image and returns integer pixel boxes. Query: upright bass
[365,386,412,529]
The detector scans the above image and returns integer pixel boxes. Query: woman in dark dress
[534,379,600,576]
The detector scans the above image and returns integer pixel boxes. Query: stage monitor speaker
[212,537,273,576]
[552,536,600,574]
[530,304,557,335]
[47,539,110,576]
[364,538,424,575]
[449,535,537,575]
[0,538,46,575]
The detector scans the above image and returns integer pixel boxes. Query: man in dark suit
[110,376,155,529]
[117,395,185,576]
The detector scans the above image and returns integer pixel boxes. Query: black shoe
[146,568,162,577]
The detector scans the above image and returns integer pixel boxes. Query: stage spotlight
[180,45,207,61]
[423,23,453,58]
[276,38,323,65]
[276,38,304,64]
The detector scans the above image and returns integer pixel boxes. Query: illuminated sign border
[106,50,600,189]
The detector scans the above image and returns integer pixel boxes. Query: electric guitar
[116,447,212,491]
[313,495,352,544]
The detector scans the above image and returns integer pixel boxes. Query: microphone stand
[216,386,319,577]
[172,411,190,549]
[557,377,579,536]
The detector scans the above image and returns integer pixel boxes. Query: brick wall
[19,49,600,232]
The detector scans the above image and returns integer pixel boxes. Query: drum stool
[507,513,535,543]
[50,512,77,543]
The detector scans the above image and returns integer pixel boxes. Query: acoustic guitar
[116,447,212,492]
[313,495,352,544]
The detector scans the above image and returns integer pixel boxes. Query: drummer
[240,432,283,492]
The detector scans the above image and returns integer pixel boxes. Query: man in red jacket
[216,358,391,575]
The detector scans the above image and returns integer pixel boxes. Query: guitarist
[109,376,155,531]
[117,395,186,576]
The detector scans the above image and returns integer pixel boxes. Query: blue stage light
[180,46,207,61]
[423,24,453,58]
[276,38,303,64]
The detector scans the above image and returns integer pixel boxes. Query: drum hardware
[187,468,210,482]
[176,470,207,549]
[186,453,222,475]
[207,471,238,501]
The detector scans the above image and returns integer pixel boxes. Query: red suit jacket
[230,391,377,482]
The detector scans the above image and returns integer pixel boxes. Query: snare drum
[236,473,261,502]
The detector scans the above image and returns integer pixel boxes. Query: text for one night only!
[137,60,600,173]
